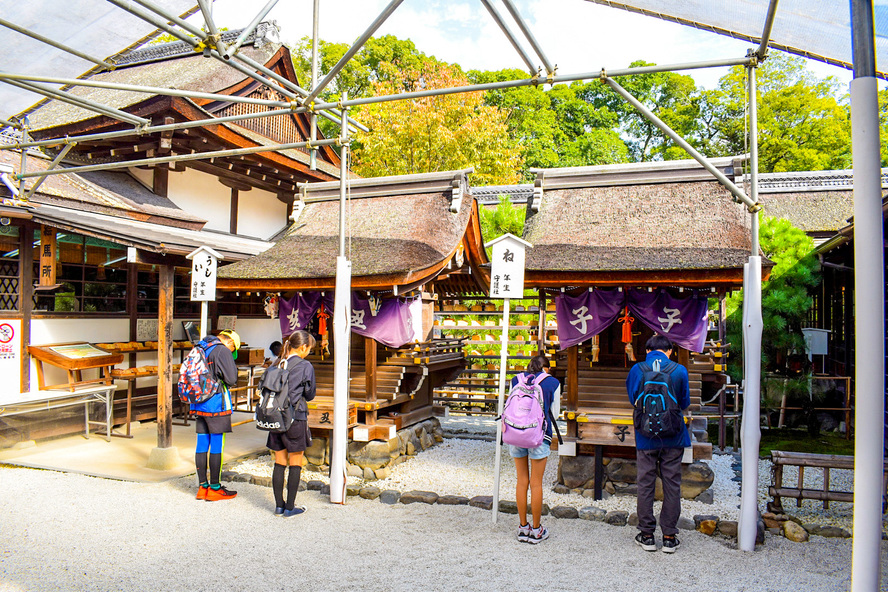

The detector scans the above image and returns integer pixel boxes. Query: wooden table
[28,342,123,391]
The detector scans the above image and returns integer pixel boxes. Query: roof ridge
[111,21,280,68]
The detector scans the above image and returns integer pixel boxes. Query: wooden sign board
[39,225,57,287]
[307,398,358,429]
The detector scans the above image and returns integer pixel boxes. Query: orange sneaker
[196,485,209,500]
[205,485,237,501]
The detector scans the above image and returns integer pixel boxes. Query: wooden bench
[767,450,888,512]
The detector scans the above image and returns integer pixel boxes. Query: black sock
[272,463,286,508]
[209,452,222,487]
[195,452,208,485]
[286,465,302,510]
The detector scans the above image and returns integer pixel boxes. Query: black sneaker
[662,535,680,554]
[635,532,657,552]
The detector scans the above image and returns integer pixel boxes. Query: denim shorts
[509,442,550,460]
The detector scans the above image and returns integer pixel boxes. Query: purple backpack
[502,372,548,448]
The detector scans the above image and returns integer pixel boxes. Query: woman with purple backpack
[506,353,561,544]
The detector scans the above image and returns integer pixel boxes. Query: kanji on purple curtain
[350,293,415,348]
[555,289,626,349]
[627,289,710,353]
[278,292,328,336]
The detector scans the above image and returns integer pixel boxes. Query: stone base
[305,418,445,480]
[146,446,180,471]
[557,455,714,500]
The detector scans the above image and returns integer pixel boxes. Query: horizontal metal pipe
[0,72,292,107]
[0,117,21,130]
[604,76,756,208]
[2,78,148,127]
[16,138,339,179]
[481,0,537,75]
[0,107,295,150]
[0,16,114,70]
[314,55,755,110]
[106,0,200,48]
[303,0,406,105]
[222,0,280,59]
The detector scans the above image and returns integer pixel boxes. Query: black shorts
[195,415,232,434]
[267,419,311,453]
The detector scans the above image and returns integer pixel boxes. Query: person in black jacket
[267,330,317,517]
[193,330,241,502]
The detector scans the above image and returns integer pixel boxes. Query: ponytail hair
[275,330,316,365]
[526,353,550,374]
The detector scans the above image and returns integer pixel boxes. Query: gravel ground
[2,465,885,592]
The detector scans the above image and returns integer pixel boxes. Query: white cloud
[205,0,855,90]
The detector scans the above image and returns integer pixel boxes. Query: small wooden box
[307,397,358,429]
[239,347,265,366]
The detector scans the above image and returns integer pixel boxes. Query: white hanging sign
[486,233,531,300]
[186,246,223,302]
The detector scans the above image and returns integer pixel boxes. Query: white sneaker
[517,523,532,543]
[528,524,549,544]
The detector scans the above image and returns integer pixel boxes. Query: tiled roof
[470,185,532,206]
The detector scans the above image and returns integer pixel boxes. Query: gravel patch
[2,466,885,592]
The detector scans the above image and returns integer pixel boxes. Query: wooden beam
[524,268,755,288]
[567,345,578,439]
[364,336,377,426]
[157,264,175,449]
[153,165,168,198]
[19,222,33,392]
[229,188,238,235]
[158,116,175,153]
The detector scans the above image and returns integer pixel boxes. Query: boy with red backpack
[181,330,241,501]
[504,354,561,544]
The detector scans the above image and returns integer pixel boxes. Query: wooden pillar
[718,291,727,345]
[157,264,174,449]
[19,222,33,392]
[567,345,578,438]
[537,288,546,353]
[364,335,377,425]
[124,262,139,436]
[229,188,239,235]
[153,165,169,198]
[677,346,690,367]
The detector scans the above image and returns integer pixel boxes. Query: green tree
[480,195,525,253]
[468,69,627,177]
[352,61,522,185]
[710,52,851,172]
[725,216,820,379]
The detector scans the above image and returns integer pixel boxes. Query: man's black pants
[636,446,683,536]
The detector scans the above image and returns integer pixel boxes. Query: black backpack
[632,360,684,439]
[254,360,294,433]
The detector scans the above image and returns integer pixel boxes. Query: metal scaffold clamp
[747,202,763,214]
[531,68,541,86]
[599,68,608,81]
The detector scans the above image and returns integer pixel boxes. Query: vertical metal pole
[310,0,320,171]
[330,92,351,504]
[738,61,763,552]
[492,297,511,523]
[18,125,27,196]
[850,1,885,588]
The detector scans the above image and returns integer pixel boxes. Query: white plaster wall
[237,187,287,240]
[166,168,231,232]
[233,318,282,361]
[128,167,153,190]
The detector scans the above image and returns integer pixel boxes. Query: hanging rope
[618,306,635,343]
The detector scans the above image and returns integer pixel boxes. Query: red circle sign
[0,323,14,343]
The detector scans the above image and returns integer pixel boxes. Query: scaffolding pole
[25,142,75,199]
[756,0,781,60]
[330,91,351,505]
[310,0,320,171]
[1,79,148,127]
[480,0,538,75]
[500,0,555,75]
[0,72,292,107]
[602,76,757,210]
[302,0,406,105]
[850,0,885,588]
[221,0,280,59]
[16,138,339,180]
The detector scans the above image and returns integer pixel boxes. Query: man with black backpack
[625,334,691,554]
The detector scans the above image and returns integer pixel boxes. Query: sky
[202,0,856,92]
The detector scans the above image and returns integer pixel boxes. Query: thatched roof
[218,170,479,290]
[524,158,753,279]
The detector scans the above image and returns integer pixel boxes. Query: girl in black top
[267,330,317,517]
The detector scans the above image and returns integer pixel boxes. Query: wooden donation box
[28,342,124,391]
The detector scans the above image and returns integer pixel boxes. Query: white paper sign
[0,319,21,400]
[488,235,529,299]
[190,249,218,302]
